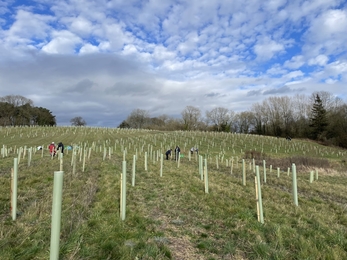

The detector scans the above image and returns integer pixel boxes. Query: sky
[0,0,347,127]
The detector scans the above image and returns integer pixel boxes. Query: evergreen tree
[0,96,56,126]
[118,120,130,128]
[309,94,328,140]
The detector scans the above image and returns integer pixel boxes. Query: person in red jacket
[48,142,56,157]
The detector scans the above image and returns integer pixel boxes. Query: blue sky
[0,0,347,126]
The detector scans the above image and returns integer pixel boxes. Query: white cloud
[79,43,99,54]
[304,8,347,57]
[284,70,304,79]
[266,64,288,75]
[325,78,338,84]
[327,61,347,74]
[308,54,329,66]
[254,37,285,61]
[284,55,305,69]
[97,21,134,51]
[66,16,95,37]
[42,30,82,54]
[6,9,54,45]
[152,45,176,61]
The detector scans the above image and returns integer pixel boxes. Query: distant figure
[57,142,64,154]
[175,146,181,161]
[37,146,42,151]
[48,142,56,156]
[165,149,172,160]
[286,136,292,141]
[195,148,199,154]
[190,147,194,155]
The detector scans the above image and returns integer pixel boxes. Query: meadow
[0,126,347,260]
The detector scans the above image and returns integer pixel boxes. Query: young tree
[70,116,87,126]
[309,94,328,140]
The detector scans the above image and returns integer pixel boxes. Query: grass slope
[0,126,346,259]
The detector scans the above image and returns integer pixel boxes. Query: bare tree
[126,109,150,129]
[181,106,202,130]
[277,96,295,135]
[251,96,295,136]
[70,116,87,126]
[206,107,233,131]
[233,111,254,133]
[166,117,184,130]
[0,95,34,107]
[251,102,268,134]
[292,94,311,120]
[311,91,343,113]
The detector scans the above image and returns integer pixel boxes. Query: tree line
[0,95,56,126]
[119,91,347,148]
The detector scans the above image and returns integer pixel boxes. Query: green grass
[0,126,347,259]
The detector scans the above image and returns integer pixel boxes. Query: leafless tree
[205,107,234,131]
[0,95,34,107]
[70,116,87,126]
[126,109,150,129]
[311,91,343,113]
[233,111,254,133]
[181,106,202,130]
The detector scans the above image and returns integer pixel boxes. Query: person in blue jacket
[165,149,172,160]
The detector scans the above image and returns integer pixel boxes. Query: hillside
[0,126,346,259]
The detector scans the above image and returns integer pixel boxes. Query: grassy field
[0,126,347,260]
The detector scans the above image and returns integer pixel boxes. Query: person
[175,146,181,161]
[190,147,194,155]
[195,148,199,154]
[165,149,172,160]
[57,142,64,154]
[48,142,56,156]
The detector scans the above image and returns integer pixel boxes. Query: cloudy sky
[1,0,347,126]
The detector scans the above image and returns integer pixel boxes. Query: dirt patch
[149,207,204,259]
[168,235,205,260]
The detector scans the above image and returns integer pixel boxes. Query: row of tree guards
[9,145,320,259]
[10,147,321,221]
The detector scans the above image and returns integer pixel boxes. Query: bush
[264,156,330,171]
[244,150,266,160]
